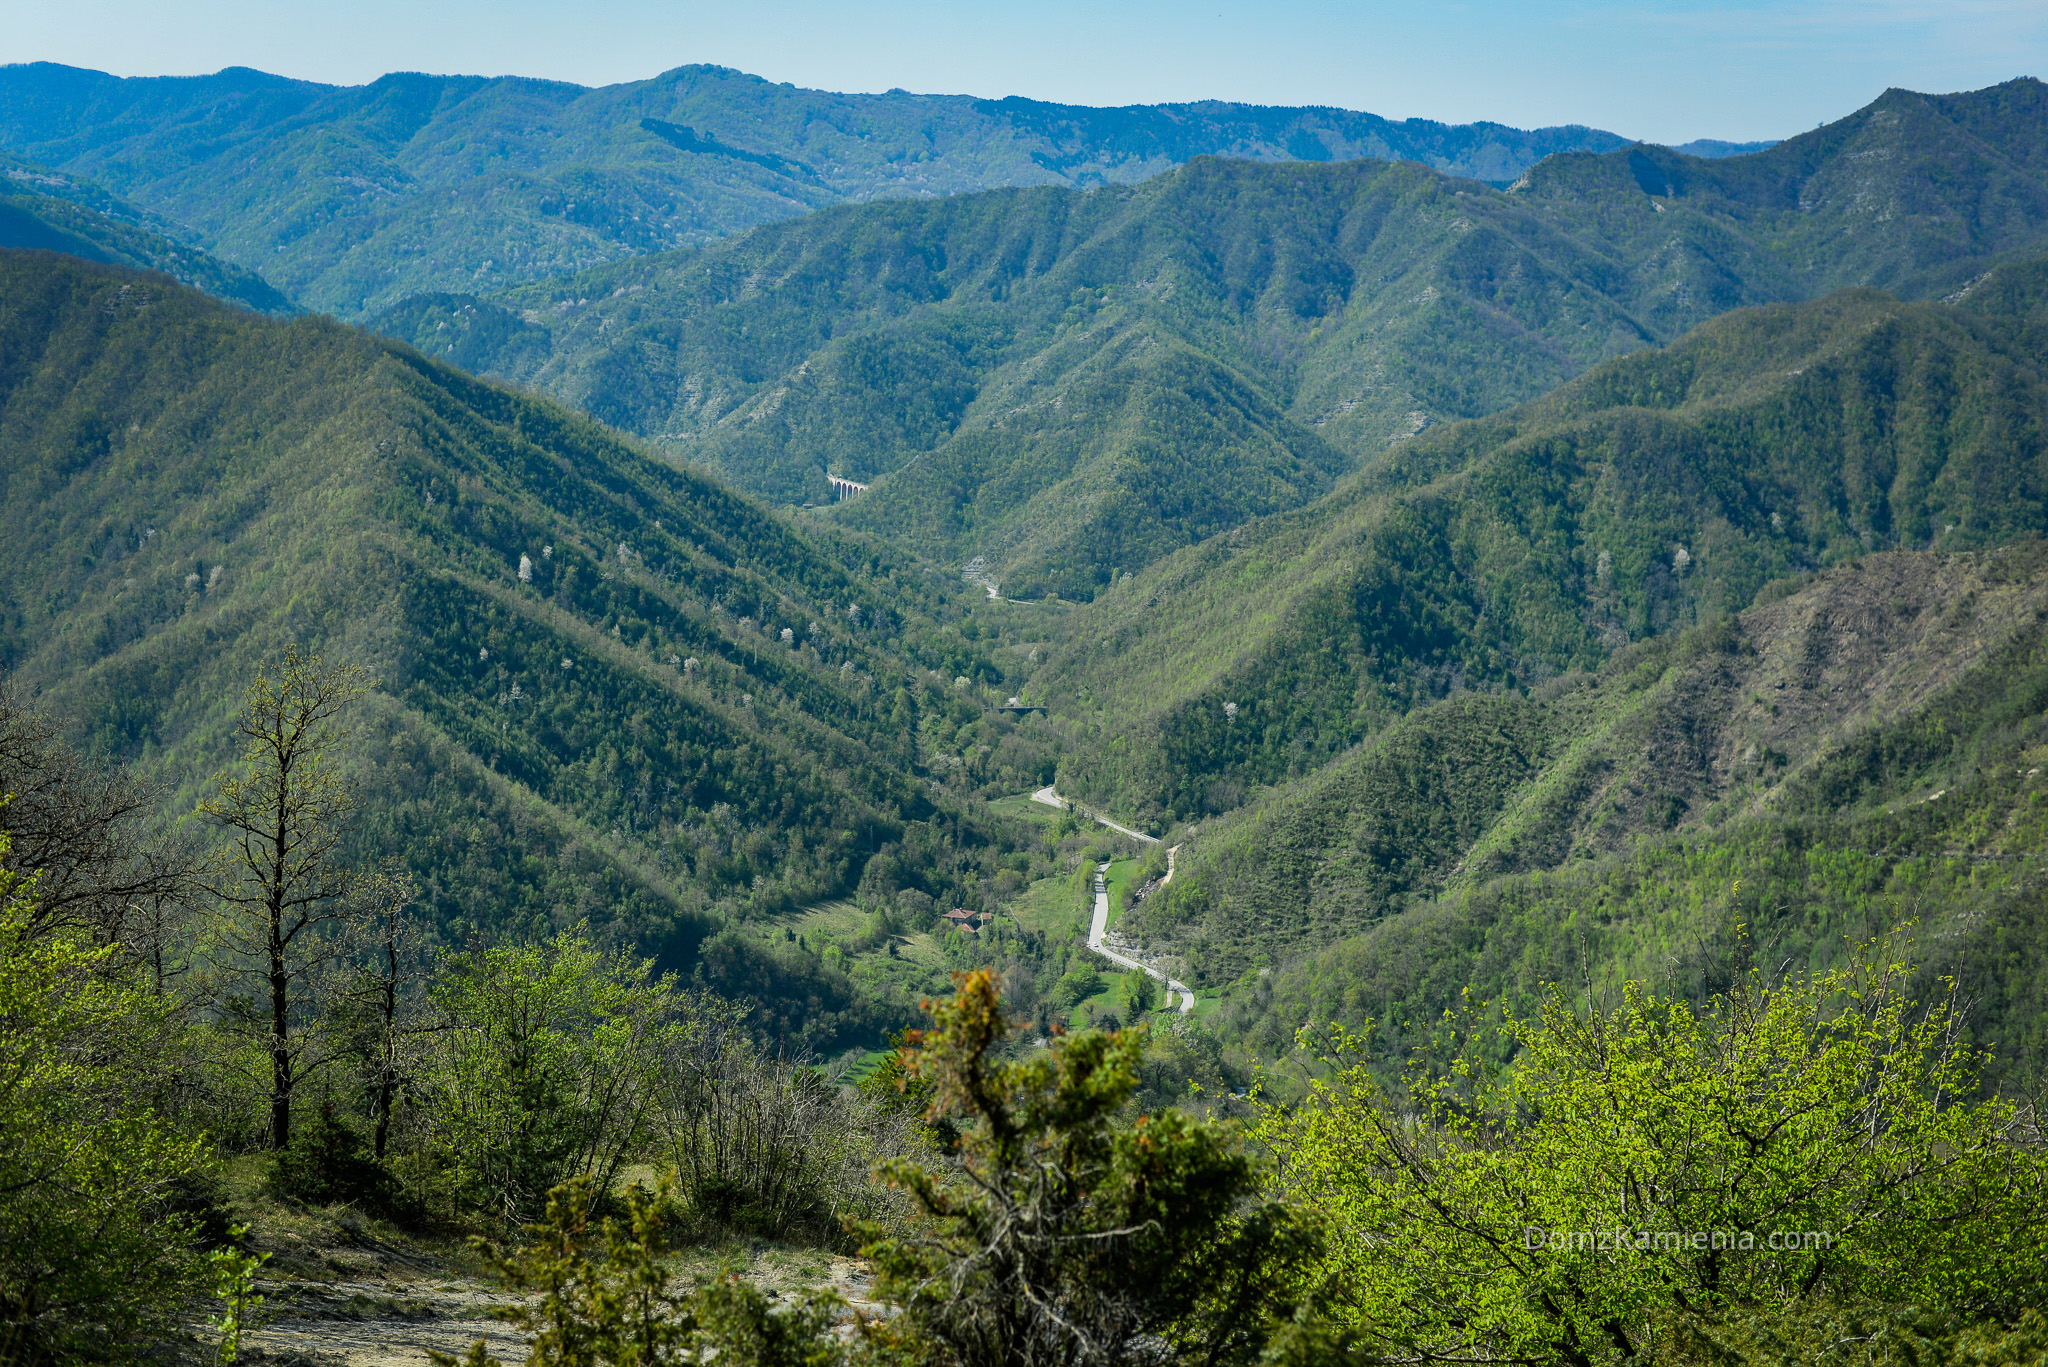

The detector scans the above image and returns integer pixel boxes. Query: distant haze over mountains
[369,77,2048,599]
[0,61,1771,317]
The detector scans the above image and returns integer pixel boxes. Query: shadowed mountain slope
[1,156,294,312]
[1137,543,2048,979]
[0,249,1032,1045]
[1173,543,2048,1093]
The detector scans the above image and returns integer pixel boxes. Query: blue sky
[4,0,2045,143]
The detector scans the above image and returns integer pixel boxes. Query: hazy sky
[5,0,2045,144]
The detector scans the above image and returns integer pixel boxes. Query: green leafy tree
[860,969,1311,1367]
[423,931,681,1224]
[1257,936,2048,1365]
[0,839,210,1363]
[200,645,373,1150]
[1119,972,1157,1018]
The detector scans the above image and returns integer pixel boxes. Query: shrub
[267,1099,396,1212]
[0,848,210,1363]
[1258,934,2048,1364]
[858,969,1313,1367]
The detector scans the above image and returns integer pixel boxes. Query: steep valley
[1132,545,2048,1095]
[0,249,1051,1049]
[367,78,2048,601]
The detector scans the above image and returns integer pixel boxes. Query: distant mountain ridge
[0,60,1723,317]
[367,78,2048,599]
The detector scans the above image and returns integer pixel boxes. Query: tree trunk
[270,954,292,1149]
[372,965,396,1157]
[269,847,292,1150]
[372,1067,395,1159]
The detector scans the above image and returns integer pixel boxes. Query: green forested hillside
[1137,543,2048,967]
[1043,267,2048,824]
[0,61,1639,318]
[1,158,294,312]
[1171,543,2048,1093]
[368,79,2048,599]
[0,249,1047,1046]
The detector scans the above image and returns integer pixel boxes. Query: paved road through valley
[1033,786,1193,1012]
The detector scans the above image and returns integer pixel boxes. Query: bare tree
[650,997,915,1240]
[337,859,431,1157]
[103,827,206,994]
[0,673,191,942]
[200,646,372,1150]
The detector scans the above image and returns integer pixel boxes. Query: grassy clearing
[772,899,867,942]
[988,792,1066,827]
[1008,870,1091,942]
[1069,975,1131,1031]
[834,1049,893,1086]
[1067,969,1192,1031]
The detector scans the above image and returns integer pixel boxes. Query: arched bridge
[827,474,869,501]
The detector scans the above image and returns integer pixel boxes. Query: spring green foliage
[348,80,2048,599]
[0,840,211,1364]
[419,932,683,1224]
[1256,941,2048,1365]
[1049,266,2048,824]
[858,969,1311,1367]
[204,1229,269,1366]
[0,251,1054,1046]
[0,62,1639,317]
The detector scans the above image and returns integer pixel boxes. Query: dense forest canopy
[0,250,1069,1050]
[0,60,1667,317]
[358,79,2048,599]
[4,65,2048,1367]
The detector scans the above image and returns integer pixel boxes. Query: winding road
[1032,786,1195,1013]
[1031,784,1157,844]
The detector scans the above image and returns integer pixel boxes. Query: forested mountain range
[369,78,2048,598]
[6,70,2048,1077]
[1144,544,2048,1096]
[0,248,1060,1046]
[11,53,2048,1364]
[0,61,1697,318]
[1042,263,2048,824]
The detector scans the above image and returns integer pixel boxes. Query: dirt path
[243,1249,880,1365]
